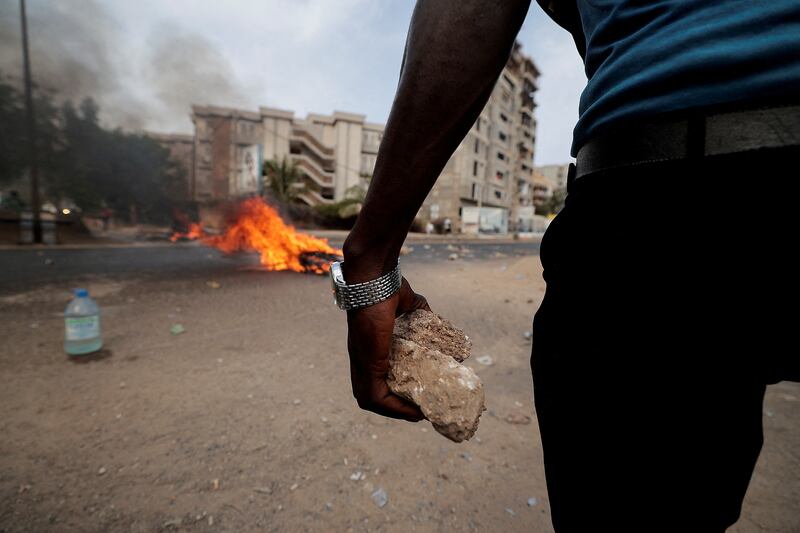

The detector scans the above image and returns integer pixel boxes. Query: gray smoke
[0,1,256,132]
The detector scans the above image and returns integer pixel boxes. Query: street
[0,241,798,532]
[0,240,540,293]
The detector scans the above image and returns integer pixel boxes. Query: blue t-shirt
[571,1,800,156]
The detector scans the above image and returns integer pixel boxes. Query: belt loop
[686,111,706,159]
[566,162,577,194]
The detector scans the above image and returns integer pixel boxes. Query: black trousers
[531,145,798,532]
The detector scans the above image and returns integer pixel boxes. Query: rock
[399,245,413,255]
[388,310,485,442]
[448,253,459,261]
[97,467,107,476]
[527,497,538,507]
[392,310,471,362]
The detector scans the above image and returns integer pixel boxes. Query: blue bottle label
[65,316,100,341]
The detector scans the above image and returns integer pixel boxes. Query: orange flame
[169,222,204,242]
[171,198,341,274]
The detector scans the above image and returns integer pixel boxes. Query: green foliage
[263,156,305,204]
[0,76,181,224]
[537,187,567,216]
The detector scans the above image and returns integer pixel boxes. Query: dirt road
[1,253,797,532]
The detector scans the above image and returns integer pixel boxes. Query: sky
[1,1,587,165]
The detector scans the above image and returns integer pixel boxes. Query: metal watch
[329,260,402,311]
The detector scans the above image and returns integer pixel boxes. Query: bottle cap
[74,288,89,298]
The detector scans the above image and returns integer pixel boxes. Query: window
[498,131,507,142]
[474,138,480,153]
[471,182,477,199]
[473,161,478,176]
[496,171,504,180]
[497,152,506,161]
[500,113,508,123]
[494,189,503,200]
[476,119,481,131]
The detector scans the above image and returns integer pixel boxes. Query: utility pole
[20,0,42,243]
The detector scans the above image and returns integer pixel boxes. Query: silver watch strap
[332,260,402,310]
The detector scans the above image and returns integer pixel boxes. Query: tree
[537,186,567,216]
[0,77,180,224]
[263,155,305,204]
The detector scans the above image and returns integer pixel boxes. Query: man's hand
[346,277,430,421]
[339,0,531,420]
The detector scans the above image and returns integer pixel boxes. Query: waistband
[574,101,800,182]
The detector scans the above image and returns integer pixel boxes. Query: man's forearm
[343,0,532,282]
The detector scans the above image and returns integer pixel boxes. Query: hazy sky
[1,1,587,165]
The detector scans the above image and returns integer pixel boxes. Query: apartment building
[419,40,540,234]
[190,105,384,208]
[536,163,571,190]
[532,170,558,209]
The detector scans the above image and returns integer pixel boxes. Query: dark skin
[342,0,533,421]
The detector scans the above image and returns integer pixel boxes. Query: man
[332,1,799,530]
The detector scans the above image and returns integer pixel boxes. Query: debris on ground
[350,471,365,481]
[523,330,533,340]
[206,281,221,289]
[505,413,532,425]
[505,508,516,516]
[400,245,414,255]
[476,355,494,366]
[448,253,459,261]
[527,497,538,507]
[169,324,185,335]
[371,488,388,508]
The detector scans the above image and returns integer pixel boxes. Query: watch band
[330,260,402,311]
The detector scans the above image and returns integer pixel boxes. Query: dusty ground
[0,252,798,532]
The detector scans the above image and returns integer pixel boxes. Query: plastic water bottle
[64,288,103,355]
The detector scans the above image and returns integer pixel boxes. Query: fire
[169,222,204,242]
[171,198,341,274]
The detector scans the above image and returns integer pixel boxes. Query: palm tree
[263,156,306,204]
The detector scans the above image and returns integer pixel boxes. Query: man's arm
[343,0,532,420]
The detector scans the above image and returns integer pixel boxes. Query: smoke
[143,23,252,129]
[0,1,256,133]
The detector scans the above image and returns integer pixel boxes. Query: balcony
[295,188,334,206]
[291,154,335,188]
[290,128,335,160]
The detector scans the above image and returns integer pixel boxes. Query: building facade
[535,163,571,190]
[145,132,194,202]
[190,105,383,208]
[419,40,540,234]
